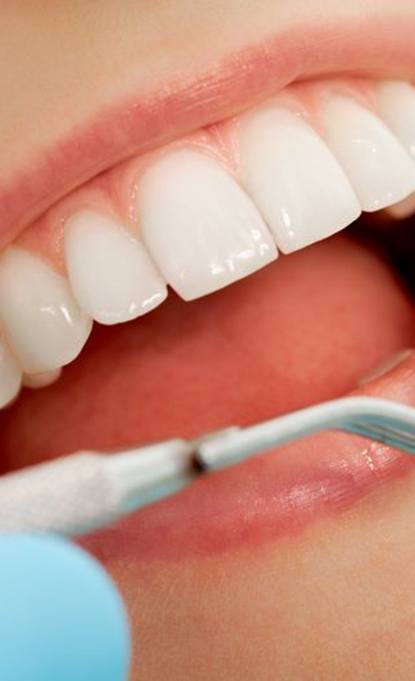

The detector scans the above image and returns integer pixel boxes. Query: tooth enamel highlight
[23,367,62,389]
[322,95,415,212]
[137,149,277,300]
[238,105,361,253]
[65,211,167,325]
[377,81,415,160]
[0,338,22,407]
[0,248,92,373]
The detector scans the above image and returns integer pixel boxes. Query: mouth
[2,20,415,563]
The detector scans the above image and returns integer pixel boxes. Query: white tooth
[65,210,167,325]
[23,367,62,389]
[322,95,415,212]
[137,149,277,300]
[0,338,21,407]
[238,105,361,253]
[377,81,415,160]
[0,248,92,373]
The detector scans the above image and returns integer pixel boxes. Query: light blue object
[0,534,130,681]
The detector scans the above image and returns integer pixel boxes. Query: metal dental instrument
[2,395,415,537]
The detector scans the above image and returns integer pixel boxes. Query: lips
[2,19,415,566]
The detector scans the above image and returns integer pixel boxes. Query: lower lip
[3,14,415,247]
[80,415,413,564]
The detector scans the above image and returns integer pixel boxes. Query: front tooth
[376,81,415,160]
[0,248,92,373]
[0,338,22,407]
[65,210,167,325]
[137,149,277,300]
[322,95,415,212]
[237,105,361,254]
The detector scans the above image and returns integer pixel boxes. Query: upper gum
[10,76,408,275]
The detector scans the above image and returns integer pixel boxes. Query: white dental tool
[2,396,415,537]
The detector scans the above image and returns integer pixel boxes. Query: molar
[237,104,361,253]
[0,248,92,373]
[322,94,415,212]
[65,210,167,325]
[136,148,278,300]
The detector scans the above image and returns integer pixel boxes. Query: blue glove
[0,534,130,681]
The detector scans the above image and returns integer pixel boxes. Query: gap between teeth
[0,78,415,404]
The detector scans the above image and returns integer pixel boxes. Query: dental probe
[2,396,415,536]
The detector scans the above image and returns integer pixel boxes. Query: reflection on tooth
[137,149,277,300]
[0,338,21,408]
[0,248,92,373]
[323,95,415,212]
[238,106,361,253]
[23,367,62,389]
[65,210,167,325]
[377,81,415,160]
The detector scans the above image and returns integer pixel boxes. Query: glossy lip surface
[81,353,415,564]
[2,14,415,248]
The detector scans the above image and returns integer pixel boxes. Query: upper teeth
[377,81,415,161]
[137,148,277,300]
[323,93,415,212]
[0,247,92,374]
[0,78,414,406]
[237,103,361,253]
[65,210,167,324]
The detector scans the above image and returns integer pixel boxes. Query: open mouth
[2,22,415,563]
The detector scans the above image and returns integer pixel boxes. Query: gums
[2,16,415,248]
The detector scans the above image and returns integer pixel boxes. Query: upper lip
[2,12,415,250]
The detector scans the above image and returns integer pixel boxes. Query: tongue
[1,233,415,472]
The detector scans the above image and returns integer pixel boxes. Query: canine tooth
[0,248,92,373]
[377,81,415,160]
[65,210,167,325]
[0,338,21,407]
[137,149,277,300]
[323,95,415,212]
[238,105,361,253]
[23,368,62,389]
